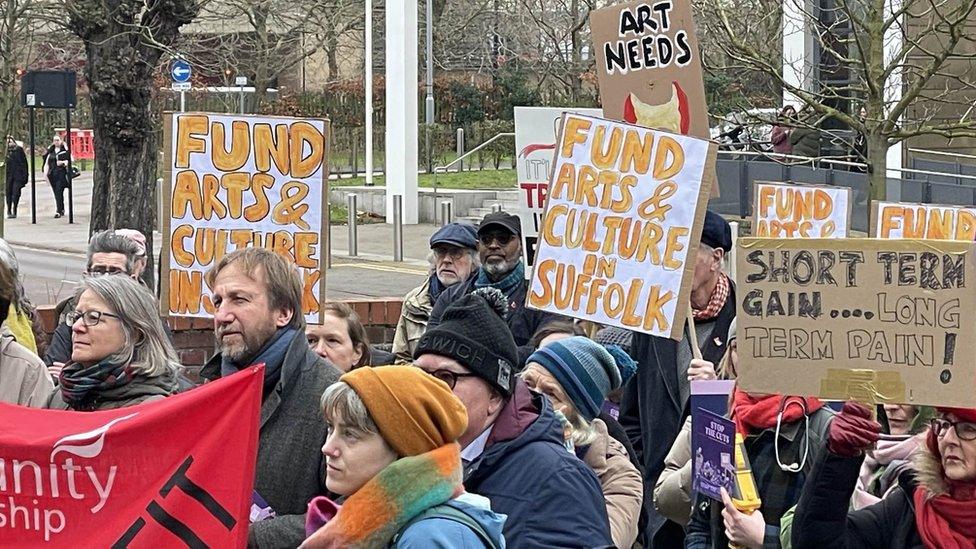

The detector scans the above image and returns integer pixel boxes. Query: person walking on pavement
[427,211,560,350]
[415,289,613,548]
[199,247,341,547]
[392,222,479,362]
[42,134,70,218]
[5,136,28,219]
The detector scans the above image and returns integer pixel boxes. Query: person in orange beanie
[302,366,506,548]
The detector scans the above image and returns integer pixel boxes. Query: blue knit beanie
[527,336,622,421]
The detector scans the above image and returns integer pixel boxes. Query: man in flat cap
[392,222,480,361]
[428,211,559,349]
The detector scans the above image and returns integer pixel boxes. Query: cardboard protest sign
[753,182,851,238]
[590,0,708,140]
[736,237,976,407]
[162,112,330,323]
[872,201,976,240]
[0,366,262,546]
[692,408,736,502]
[515,106,603,277]
[527,113,716,339]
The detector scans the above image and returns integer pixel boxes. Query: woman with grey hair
[46,275,180,411]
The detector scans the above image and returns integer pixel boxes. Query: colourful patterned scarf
[302,444,464,548]
[693,273,730,321]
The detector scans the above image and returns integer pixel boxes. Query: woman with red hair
[791,403,976,548]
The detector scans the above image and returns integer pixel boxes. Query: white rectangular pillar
[385,0,419,224]
[782,0,811,106]
[884,0,904,178]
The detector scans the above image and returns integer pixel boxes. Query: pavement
[5,174,445,304]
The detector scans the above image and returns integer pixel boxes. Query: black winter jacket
[5,146,28,187]
[792,451,923,549]
[618,283,736,548]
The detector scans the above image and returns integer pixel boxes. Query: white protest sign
[873,201,976,240]
[528,113,715,339]
[753,182,852,238]
[515,106,603,278]
[162,112,330,323]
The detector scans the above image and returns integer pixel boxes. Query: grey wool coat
[201,330,340,548]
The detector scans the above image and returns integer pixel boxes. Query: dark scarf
[474,261,524,297]
[428,274,447,302]
[59,359,176,411]
[59,360,131,410]
[221,327,297,396]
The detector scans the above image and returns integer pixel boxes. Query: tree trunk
[84,40,162,289]
[866,132,888,230]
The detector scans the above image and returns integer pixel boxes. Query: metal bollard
[347,194,358,256]
[456,128,464,171]
[440,201,453,225]
[393,195,404,262]
[728,221,739,280]
[492,203,503,213]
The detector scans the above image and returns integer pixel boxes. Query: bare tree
[64,0,200,286]
[185,0,363,104]
[700,0,976,201]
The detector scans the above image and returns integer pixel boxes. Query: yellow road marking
[331,262,427,276]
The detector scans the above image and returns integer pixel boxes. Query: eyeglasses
[66,309,122,327]
[422,368,480,390]
[433,246,467,259]
[931,418,976,441]
[478,233,516,246]
[87,266,129,276]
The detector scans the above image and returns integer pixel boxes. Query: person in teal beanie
[523,336,643,549]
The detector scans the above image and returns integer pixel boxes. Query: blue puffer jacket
[464,380,614,548]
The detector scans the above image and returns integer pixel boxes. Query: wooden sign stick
[686,303,703,360]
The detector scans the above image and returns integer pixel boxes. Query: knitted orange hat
[342,366,468,457]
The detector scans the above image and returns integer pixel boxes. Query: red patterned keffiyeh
[693,273,729,321]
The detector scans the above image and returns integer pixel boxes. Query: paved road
[14,244,427,306]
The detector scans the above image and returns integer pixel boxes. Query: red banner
[0,366,263,548]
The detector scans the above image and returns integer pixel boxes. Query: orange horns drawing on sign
[622,81,690,135]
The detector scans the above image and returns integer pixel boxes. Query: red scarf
[732,389,823,435]
[914,486,976,549]
[693,273,730,321]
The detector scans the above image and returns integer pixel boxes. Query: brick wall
[37,298,405,382]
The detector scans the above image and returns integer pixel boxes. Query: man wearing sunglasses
[428,211,559,348]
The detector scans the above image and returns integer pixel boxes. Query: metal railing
[908,147,976,161]
[432,132,515,224]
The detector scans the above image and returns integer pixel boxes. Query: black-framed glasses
[87,266,128,276]
[423,368,480,390]
[931,418,976,441]
[66,310,122,327]
[478,233,516,246]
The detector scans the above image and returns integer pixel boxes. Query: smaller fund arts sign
[162,112,330,323]
[0,368,262,546]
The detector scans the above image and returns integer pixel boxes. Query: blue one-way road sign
[171,60,192,83]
